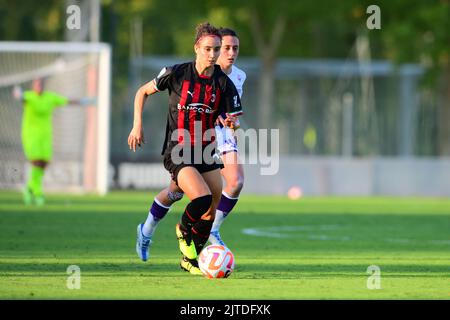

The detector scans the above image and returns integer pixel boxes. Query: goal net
[0,42,111,195]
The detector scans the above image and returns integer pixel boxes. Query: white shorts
[215,125,238,155]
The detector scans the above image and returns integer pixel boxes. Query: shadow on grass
[0,261,448,279]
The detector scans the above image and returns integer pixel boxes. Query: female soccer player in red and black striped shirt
[128,22,242,274]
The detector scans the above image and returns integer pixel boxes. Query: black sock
[180,214,195,245]
[179,195,212,245]
[192,219,214,254]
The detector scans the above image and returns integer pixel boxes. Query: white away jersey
[227,65,246,98]
[215,64,246,155]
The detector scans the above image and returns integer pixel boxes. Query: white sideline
[241,226,450,245]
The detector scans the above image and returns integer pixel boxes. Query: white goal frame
[0,41,111,195]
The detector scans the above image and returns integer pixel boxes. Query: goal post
[0,41,111,195]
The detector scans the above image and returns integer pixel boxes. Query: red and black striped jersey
[153,61,243,154]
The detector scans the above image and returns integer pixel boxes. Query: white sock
[142,199,170,237]
[211,209,227,232]
[142,213,158,238]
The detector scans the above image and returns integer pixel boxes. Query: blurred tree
[350,0,450,154]
[0,0,64,40]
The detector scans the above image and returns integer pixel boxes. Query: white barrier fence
[3,157,449,196]
[241,156,450,196]
[114,157,450,196]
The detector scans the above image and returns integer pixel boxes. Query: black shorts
[163,145,224,185]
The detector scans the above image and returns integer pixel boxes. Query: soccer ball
[198,245,235,278]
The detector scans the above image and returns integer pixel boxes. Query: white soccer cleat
[208,230,226,247]
[136,223,152,262]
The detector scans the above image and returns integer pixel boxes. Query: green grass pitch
[0,191,449,299]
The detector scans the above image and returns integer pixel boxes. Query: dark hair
[219,27,238,38]
[194,22,221,44]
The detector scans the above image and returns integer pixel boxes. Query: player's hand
[128,126,146,152]
[12,85,23,100]
[224,113,239,129]
[78,97,97,106]
[218,114,235,128]
[217,115,226,127]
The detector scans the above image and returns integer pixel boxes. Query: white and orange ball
[198,245,235,279]
[287,186,303,200]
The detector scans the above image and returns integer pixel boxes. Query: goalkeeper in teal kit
[14,78,91,205]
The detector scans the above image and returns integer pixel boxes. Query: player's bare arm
[128,80,158,152]
[69,97,97,106]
